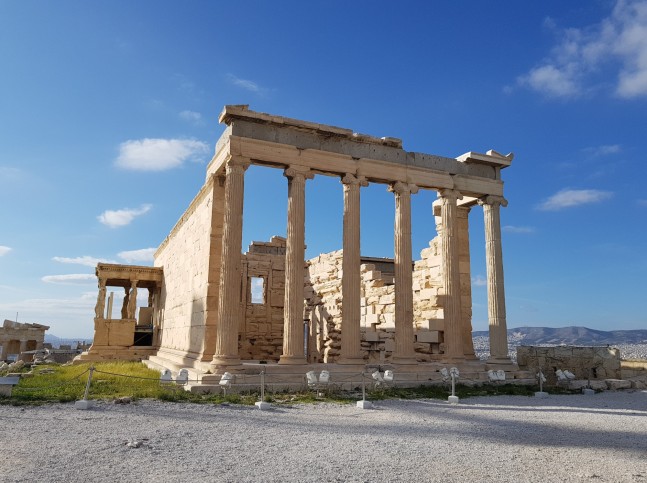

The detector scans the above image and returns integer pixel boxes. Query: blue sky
[1,1,646,338]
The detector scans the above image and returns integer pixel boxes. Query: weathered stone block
[415,331,441,343]
[363,331,380,342]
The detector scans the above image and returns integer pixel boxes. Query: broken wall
[239,237,286,361]
[517,346,622,384]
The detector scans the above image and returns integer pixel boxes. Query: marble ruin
[78,105,522,386]
[0,319,49,362]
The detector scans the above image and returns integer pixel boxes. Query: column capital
[388,181,419,195]
[438,188,463,202]
[478,195,508,208]
[225,156,251,174]
[284,165,314,181]
[341,173,368,187]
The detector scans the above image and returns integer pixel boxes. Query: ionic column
[338,174,368,364]
[438,189,464,360]
[94,278,107,319]
[478,195,511,363]
[389,181,418,364]
[211,156,250,367]
[279,166,313,364]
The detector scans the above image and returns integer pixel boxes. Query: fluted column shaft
[280,166,313,364]
[212,157,249,367]
[478,195,510,362]
[390,181,418,363]
[339,174,367,363]
[439,189,464,360]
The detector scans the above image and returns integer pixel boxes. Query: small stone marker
[255,401,272,410]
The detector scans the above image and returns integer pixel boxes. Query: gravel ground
[1,391,646,483]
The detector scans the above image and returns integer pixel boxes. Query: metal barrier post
[357,372,373,409]
[75,366,95,410]
[448,370,459,405]
[255,370,271,410]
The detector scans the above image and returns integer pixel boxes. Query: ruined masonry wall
[517,346,622,385]
[304,204,475,363]
[305,235,470,363]
[239,237,286,361]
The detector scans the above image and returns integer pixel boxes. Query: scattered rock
[114,397,132,405]
[605,379,632,390]
[124,438,149,449]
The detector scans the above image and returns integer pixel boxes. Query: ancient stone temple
[78,105,519,385]
[1,319,49,361]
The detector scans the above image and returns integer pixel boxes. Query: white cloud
[517,0,647,99]
[53,255,116,267]
[115,138,209,171]
[519,64,580,98]
[41,274,96,285]
[537,189,613,211]
[638,199,647,206]
[226,73,265,93]
[502,225,536,234]
[472,275,487,287]
[118,248,156,263]
[583,144,622,156]
[179,110,203,124]
[98,204,152,228]
[0,246,11,257]
[0,167,23,183]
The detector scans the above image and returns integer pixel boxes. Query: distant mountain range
[473,326,647,345]
[44,334,92,349]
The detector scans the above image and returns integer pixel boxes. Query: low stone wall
[621,359,647,380]
[517,346,621,385]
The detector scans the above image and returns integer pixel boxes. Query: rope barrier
[92,369,172,381]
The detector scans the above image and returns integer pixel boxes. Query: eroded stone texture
[517,346,621,385]
[239,237,286,361]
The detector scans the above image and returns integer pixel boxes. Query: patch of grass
[6,362,177,405]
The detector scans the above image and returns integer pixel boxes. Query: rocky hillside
[473,326,647,345]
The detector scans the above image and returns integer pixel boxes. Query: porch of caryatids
[438,188,465,361]
[211,156,250,368]
[338,173,368,365]
[478,195,511,363]
[279,165,313,365]
[389,181,419,364]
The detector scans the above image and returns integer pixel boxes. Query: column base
[278,355,307,365]
[336,356,365,366]
[391,356,418,365]
[487,356,513,365]
[443,356,467,364]
[210,355,241,368]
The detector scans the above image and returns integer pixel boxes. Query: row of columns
[211,156,510,368]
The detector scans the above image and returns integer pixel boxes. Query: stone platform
[143,358,535,394]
